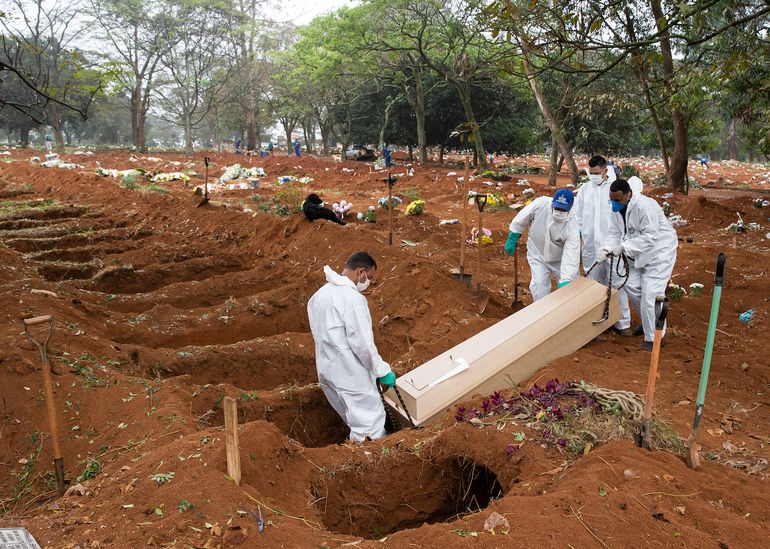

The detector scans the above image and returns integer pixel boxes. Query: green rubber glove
[504,231,521,256]
[557,280,570,289]
[378,371,396,388]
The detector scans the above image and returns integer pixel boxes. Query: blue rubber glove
[504,231,521,256]
[378,371,396,388]
[557,280,570,289]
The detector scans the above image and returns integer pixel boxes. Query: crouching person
[505,189,580,301]
[598,179,678,351]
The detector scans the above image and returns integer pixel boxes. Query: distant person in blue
[383,144,392,167]
[608,159,622,179]
[293,139,302,157]
[699,154,709,169]
[234,138,242,154]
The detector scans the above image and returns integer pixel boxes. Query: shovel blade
[685,435,702,469]
[473,293,490,314]
[450,268,472,288]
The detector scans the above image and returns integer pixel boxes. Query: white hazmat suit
[603,193,678,343]
[509,196,581,301]
[572,167,632,329]
[307,265,392,441]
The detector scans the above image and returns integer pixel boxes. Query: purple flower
[455,407,466,422]
[558,438,567,447]
[505,444,520,457]
[481,399,492,414]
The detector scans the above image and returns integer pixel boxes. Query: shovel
[384,172,397,245]
[24,315,66,496]
[197,156,210,207]
[511,246,525,311]
[473,193,490,314]
[685,253,726,469]
[450,156,472,287]
[636,297,669,449]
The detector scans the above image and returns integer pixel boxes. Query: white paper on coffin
[422,356,470,390]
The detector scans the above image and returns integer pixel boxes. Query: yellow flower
[405,199,426,216]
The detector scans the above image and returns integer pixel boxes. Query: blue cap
[552,188,574,211]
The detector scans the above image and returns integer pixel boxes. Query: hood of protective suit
[324,265,356,288]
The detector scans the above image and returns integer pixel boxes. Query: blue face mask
[610,200,626,212]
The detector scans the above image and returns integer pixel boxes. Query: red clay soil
[0,149,768,548]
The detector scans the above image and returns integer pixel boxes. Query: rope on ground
[570,381,645,421]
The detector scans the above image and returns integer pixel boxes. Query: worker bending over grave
[598,179,678,351]
[307,252,396,441]
[504,188,580,301]
[572,155,633,335]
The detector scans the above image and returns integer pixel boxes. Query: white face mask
[588,174,604,185]
[356,273,371,292]
[552,210,569,223]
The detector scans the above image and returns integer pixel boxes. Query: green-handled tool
[685,253,726,469]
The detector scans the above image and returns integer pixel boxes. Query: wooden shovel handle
[23,315,52,326]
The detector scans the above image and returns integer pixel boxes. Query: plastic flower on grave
[689,282,704,297]
[404,199,426,216]
[468,227,493,246]
[378,195,402,209]
[665,282,685,300]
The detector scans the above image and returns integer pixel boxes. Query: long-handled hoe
[685,253,726,469]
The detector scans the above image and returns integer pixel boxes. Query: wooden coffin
[383,277,620,426]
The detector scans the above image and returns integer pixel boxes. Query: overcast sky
[270,0,359,25]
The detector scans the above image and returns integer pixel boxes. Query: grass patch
[0,433,42,514]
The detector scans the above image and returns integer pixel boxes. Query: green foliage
[78,457,102,482]
[150,472,175,485]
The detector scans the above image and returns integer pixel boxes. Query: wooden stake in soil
[223,396,241,486]
[460,156,470,275]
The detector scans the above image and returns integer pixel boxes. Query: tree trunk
[48,103,65,151]
[727,117,738,160]
[245,107,256,152]
[302,119,314,154]
[408,144,413,162]
[650,0,688,193]
[131,80,141,148]
[456,83,486,171]
[625,8,671,176]
[548,136,558,186]
[439,143,445,164]
[184,111,193,154]
[521,53,579,184]
[20,127,30,148]
[379,97,396,149]
[137,109,147,152]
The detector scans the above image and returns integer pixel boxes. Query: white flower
[357,212,364,220]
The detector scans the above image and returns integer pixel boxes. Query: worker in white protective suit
[505,188,580,301]
[572,155,633,335]
[598,179,678,351]
[307,252,395,441]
